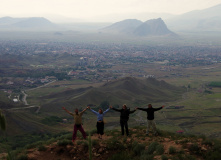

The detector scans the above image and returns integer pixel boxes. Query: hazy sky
[0,0,221,22]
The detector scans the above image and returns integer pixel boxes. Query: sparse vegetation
[169,146,177,154]
[161,154,168,160]
[156,144,164,155]
[108,151,132,160]
[132,142,146,155]
[41,116,63,125]
[57,139,72,146]
[38,145,47,151]
[147,141,159,154]
[16,154,28,160]
[1,127,221,160]
[208,81,221,87]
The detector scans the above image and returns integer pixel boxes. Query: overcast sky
[0,0,221,22]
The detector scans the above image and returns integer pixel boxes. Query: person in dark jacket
[111,104,137,136]
[136,104,165,136]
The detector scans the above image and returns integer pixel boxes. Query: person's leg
[120,120,125,135]
[72,124,78,142]
[125,121,129,136]
[100,122,104,139]
[146,120,151,135]
[78,125,87,139]
[151,120,157,135]
[96,122,100,138]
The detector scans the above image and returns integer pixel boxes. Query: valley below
[0,35,221,160]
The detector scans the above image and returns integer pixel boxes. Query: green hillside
[38,77,185,112]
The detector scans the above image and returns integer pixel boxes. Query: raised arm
[62,107,73,115]
[80,107,88,115]
[103,108,110,115]
[87,106,99,115]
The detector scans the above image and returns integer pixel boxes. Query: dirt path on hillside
[13,80,57,113]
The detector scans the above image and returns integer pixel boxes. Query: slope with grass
[34,77,185,112]
[2,126,221,160]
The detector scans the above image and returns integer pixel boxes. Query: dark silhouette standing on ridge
[87,106,111,139]
[62,107,88,142]
[136,104,165,136]
[111,104,137,136]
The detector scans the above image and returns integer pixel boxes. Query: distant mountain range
[0,17,56,30]
[101,18,175,36]
[165,4,221,31]
[0,3,220,32]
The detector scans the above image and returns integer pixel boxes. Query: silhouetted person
[111,104,137,136]
[137,104,165,136]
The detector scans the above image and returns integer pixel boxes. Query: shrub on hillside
[16,154,28,160]
[189,143,200,155]
[106,137,125,150]
[91,139,99,146]
[156,144,164,154]
[147,141,159,154]
[205,141,221,160]
[140,152,154,160]
[132,143,146,156]
[202,139,213,146]
[205,151,221,160]
[108,151,132,160]
[38,145,47,151]
[161,155,168,160]
[169,146,176,154]
[57,139,72,146]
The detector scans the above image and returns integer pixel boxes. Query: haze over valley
[0,1,221,160]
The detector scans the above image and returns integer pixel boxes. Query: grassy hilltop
[1,126,221,160]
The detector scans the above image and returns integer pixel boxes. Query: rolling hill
[39,77,185,112]
[1,77,184,143]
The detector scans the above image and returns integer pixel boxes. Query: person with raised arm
[110,104,137,136]
[62,106,88,143]
[136,104,165,136]
[87,106,111,139]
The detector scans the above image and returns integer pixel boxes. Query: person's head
[122,104,127,110]
[75,108,79,114]
[99,108,103,114]
[148,104,152,108]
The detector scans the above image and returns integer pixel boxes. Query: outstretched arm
[87,106,99,115]
[136,107,148,111]
[80,107,88,114]
[62,107,73,115]
[103,108,110,115]
[129,108,137,114]
[154,105,165,111]
[111,107,121,112]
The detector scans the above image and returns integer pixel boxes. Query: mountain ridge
[101,18,175,36]
[0,17,56,30]
[165,3,221,31]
